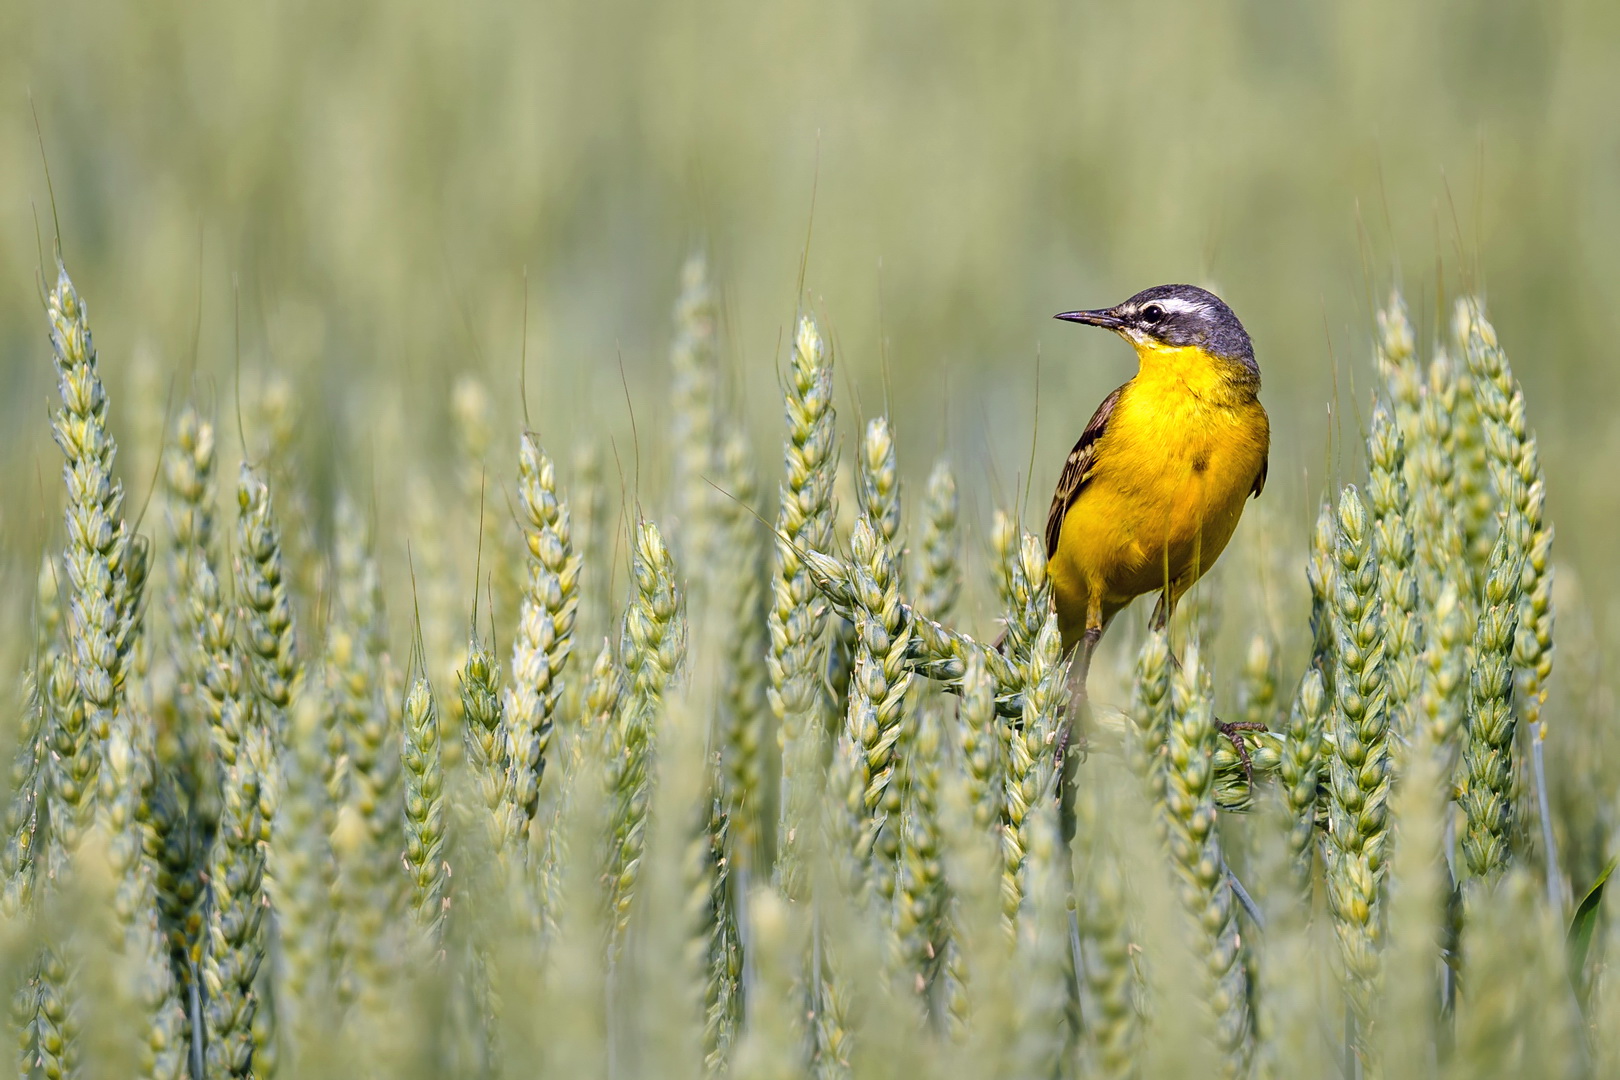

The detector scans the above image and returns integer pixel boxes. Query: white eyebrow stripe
[1150,296,1207,316]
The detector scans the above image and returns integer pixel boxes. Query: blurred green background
[2,0,1617,614]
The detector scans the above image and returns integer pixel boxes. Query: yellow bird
[1046,284,1270,699]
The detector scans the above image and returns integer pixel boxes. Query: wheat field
[3,1,1620,1077]
[0,251,1610,1079]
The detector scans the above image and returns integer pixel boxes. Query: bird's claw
[1217,721,1268,783]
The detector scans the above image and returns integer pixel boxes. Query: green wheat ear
[269,677,334,1052]
[845,503,911,880]
[41,263,184,1080]
[191,549,269,1078]
[607,518,686,937]
[401,676,447,939]
[1010,801,1069,1078]
[504,434,580,845]
[1072,767,1140,1079]
[459,633,515,861]
[767,314,838,899]
[1366,402,1421,741]
[1325,485,1390,1042]
[1000,606,1063,925]
[1460,530,1524,885]
[914,460,961,624]
[48,266,135,680]
[1164,644,1251,1077]
[236,464,298,725]
[1279,666,1327,884]
[955,646,1004,832]
[669,252,723,583]
[1375,289,1421,441]
[1457,296,1559,900]
[324,493,399,1002]
[1125,627,1173,808]
[895,682,948,1014]
[151,408,218,1006]
[237,462,298,1080]
[2,561,54,919]
[1376,724,1447,1069]
[714,426,772,866]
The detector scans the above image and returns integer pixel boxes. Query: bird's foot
[1217,721,1269,783]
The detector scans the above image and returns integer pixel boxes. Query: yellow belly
[1049,382,1268,651]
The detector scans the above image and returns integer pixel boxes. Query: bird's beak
[1054,308,1126,329]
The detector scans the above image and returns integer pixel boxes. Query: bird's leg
[1058,625,1101,755]
[1061,626,1100,720]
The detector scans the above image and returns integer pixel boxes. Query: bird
[1045,284,1270,723]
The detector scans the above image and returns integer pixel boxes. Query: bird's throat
[1131,341,1258,403]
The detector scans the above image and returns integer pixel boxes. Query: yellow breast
[1049,343,1269,646]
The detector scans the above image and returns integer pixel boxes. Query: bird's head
[1055,284,1257,378]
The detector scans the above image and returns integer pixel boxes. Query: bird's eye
[1139,304,1165,325]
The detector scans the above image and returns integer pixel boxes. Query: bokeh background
[0,1,1616,761]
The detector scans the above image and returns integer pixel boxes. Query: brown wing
[1044,385,1125,558]
[1251,453,1269,498]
